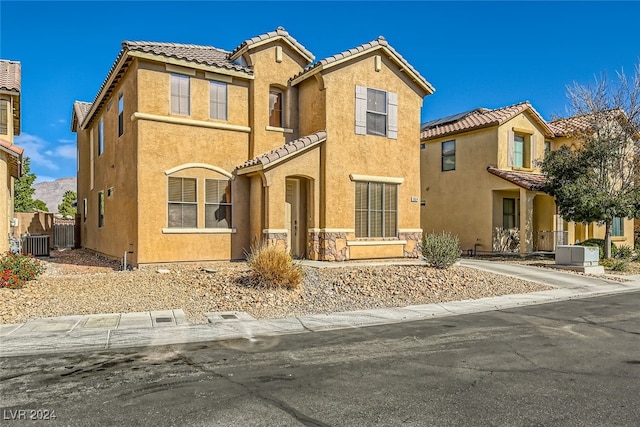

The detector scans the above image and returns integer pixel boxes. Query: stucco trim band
[263,229,288,234]
[162,228,237,234]
[349,174,404,184]
[308,228,355,233]
[131,112,251,133]
[398,228,423,233]
[164,163,233,179]
[265,126,294,134]
[347,240,408,246]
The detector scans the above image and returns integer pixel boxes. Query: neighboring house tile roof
[290,36,434,95]
[123,41,251,73]
[421,101,552,140]
[548,109,637,137]
[0,138,23,178]
[0,60,21,92]
[237,130,327,171]
[487,166,546,191]
[71,101,92,132]
[229,26,314,63]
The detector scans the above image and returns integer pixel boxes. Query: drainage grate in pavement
[155,317,173,323]
[221,314,237,320]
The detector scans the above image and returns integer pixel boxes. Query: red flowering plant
[0,252,44,289]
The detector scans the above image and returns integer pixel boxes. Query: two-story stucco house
[420,101,634,256]
[72,28,434,266]
[0,60,24,253]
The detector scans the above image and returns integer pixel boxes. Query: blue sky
[1,1,639,182]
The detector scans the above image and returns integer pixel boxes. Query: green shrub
[246,241,304,289]
[422,232,461,269]
[601,258,628,272]
[581,238,617,259]
[614,245,633,260]
[0,252,44,289]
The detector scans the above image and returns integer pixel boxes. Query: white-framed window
[117,93,124,137]
[210,81,228,121]
[355,85,398,139]
[612,217,624,236]
[205,179,232,228]
[269,89,283,127]
[508,130,536,168]
[98,117,104,155]
[0,99,8,134]
[355,181,398,238]
[171,74,190,115]
[168,177,197,228]
[442,140,455,171]
[98,191,105,228]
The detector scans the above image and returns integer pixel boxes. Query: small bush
[614,245,633,260]
[601,258,628,272]
[0,252,44,289]
[422,232,461,269]
[246,241,304,289]
[581,238,617,259]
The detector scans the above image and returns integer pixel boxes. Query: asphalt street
[1,291,639,426]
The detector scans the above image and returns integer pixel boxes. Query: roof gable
[229,27,314,64]
[421,101,553,140]
[71,101,92,132]
[290,36,434,96]
[0,59,21,135]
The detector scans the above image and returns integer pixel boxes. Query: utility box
[555,245,599,266]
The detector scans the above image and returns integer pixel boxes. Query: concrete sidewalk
[2,260,640,357]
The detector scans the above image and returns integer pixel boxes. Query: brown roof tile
[124,41,251,73]
[0,138,23,178]
[237,130,327,171]
[487,166,546,191]
[71,101,92,132]
[421,101,553,140]
[0,60,20,92]
[290,36,434,95]
[229,27,314,62]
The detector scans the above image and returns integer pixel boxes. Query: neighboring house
[420,102,634,256]
[72,28,434,266]
[0,60,24,253]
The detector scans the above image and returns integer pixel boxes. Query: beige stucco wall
[320,53,424,233]
[297,77,326,137]
[497,112,550,171]
[0,153,10,251]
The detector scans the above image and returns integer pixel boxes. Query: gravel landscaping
[0,249,552,325]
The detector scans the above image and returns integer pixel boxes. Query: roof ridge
[229,26,314,62]
[123,40,230,54]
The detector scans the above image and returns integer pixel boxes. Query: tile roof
[71,101,92,132]
[229,27,314,62]
[487,166,546,192]
[548,110,632,137]
[0,138,23,178]
[290,36,434,95]
[123,41,251,73]
[237,130,327,171]
[0,60,21,92]
[421,101,552,140]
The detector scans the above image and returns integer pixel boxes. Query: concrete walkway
[2,260,640,357]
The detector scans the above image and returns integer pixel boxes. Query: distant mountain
[33,177,77,213]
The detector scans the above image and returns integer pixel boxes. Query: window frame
[441,140,456,171]
[365,88,387,137]
[98,116,104,156]
[205,178,232,229]
[170,74,191,116]
[167,177,198,228]
[98,191,105,228]
[502,198,520,230]
[269,89,284,128]
[0,99,8,135]
[355,181,398,238]
[513,134,525,168]
[117,93,124,137]
[612,217,624,237]
[209,81,228,121]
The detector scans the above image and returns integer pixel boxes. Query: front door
[285,178,306,258]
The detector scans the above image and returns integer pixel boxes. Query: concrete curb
[2,261,640,357]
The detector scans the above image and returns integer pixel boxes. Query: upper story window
[544,140,551,153]
[0,99,8,134]
[171,74,190,116]
[118,93,124,137]
[269,89,283,127]
[355,85,398,139]
[612,217,624,237]
[98,117,104,156]
[508,130,536,168]
[210,81,228,121]
[442,140,455,171]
